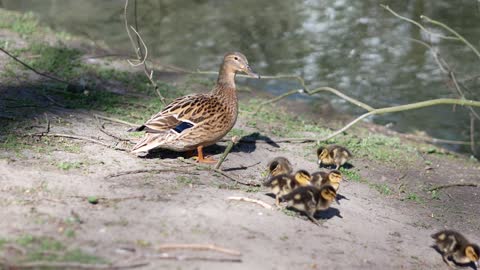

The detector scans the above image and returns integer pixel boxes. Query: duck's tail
[127,125,145,132]
[131,133,163,154]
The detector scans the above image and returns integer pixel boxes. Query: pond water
[2,0,480,152]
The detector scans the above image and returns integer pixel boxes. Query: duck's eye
[234,56,239,61]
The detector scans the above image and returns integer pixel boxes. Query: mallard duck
[129,52,259,163]
[317,145,352,169]
[431,230,479,268]
[263,170,311,206]
[280,185,337,226]
[311,170,343,192]
[265,157,293,180]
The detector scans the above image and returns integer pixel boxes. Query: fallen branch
[317,98,480,143]
[93,114,137,127]
[24,133,129,151]
[156,244,241,256]
[227,196,272,210]
[428,183,478,192]
[215,136,239,169]
[106,168,199,178]
[145,254,241,263]
[0,47,70,85]
[177,158,261,187]
[0,261,149,270]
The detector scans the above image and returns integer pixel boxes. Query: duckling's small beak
[245,65,260,79]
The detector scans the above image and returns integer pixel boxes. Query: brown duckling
[311,169,343,192]
[431,230,479,268]
[280,185,337,226]
[317,145,352,169]
[265,157,293,180]
[263,170,311,206]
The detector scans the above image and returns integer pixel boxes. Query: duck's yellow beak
[244,65,260,79]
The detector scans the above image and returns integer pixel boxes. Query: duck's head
[223,52,259,78]
[320,185,337,203]
[294,169,311,186]
[268,157,293,177]
[465,244,479,265]
[328,170,343,184]
[317,147,329,164]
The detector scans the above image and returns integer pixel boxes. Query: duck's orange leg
[194,145,217,164]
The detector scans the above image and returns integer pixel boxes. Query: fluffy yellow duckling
[311,169,343,192]
[263,170,311,206]
[265,157,293,180]
[431,230,479,268]
[317,145,352,169]
[280,185,337,226]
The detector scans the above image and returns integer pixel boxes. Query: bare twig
[145,254,242,263]
[156,244,241,256]
[124,0,167,104]
[215,136,239,169]
[381,5,459,41]
[428,183,478,192]
[177,158,261,187]
[227,196,272,209]
[106,168,199,178]
[93,114,137,127]
[0,47,70,85]
[0,261,149,270]
[24,133,129,151]
[420,15,480,60]
[94,116,134,143]
[318,98,480,143]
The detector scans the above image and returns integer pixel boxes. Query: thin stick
[124,0,167,104]
[227,196,273,210]
[145,254,242,263]
[215,136,238,169]
[0,261,149,270]
[428,183,478,192]
[94,116,134,143]
[0,48,70,85]
[24,133,128,151]
[106,169,199,178]
[93,114,137,127]
[318,98,480,142]
[156,244,241,256]
[421,15,480,60]
[381,5,459,41]
[177,158,261,187]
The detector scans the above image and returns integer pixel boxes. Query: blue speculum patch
[173,122,194,133]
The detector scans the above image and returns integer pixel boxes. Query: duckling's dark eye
[234,56,239,61]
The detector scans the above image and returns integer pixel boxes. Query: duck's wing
[134,94,214,133]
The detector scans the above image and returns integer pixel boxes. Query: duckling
[265,157,293,180]
[263,170,311,206]
[317,145,352,169]
[311,170,343,192]
[280,185,337,226]
[431,230,479,268]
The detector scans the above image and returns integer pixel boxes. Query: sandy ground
[1,103,479,269]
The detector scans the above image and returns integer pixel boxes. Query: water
[2,0,480,152]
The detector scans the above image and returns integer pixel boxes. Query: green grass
[56,161,83,171]
[370,183,393,195]
[404,192,424,203]
[0,11,38,36]
[4,234,106,263]
[339,168,364,183]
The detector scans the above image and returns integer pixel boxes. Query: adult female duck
[130,52,259,163]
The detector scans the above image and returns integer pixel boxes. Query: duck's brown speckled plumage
[130,52,258,154]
